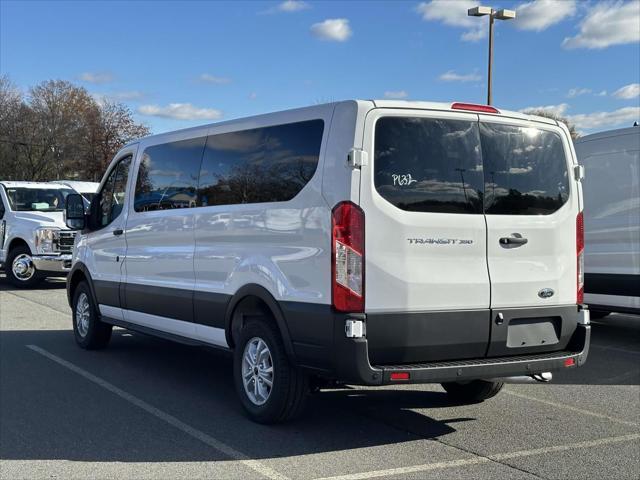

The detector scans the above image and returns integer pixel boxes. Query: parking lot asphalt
[1,275,639,480]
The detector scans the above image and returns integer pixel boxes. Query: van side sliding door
[122,134,206,339]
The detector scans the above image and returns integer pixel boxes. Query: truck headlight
[35,228,60,254]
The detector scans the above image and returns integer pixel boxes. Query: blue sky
[1,0,639,134]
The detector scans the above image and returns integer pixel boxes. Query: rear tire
[233,318,308,424]
[441,380,504,404]
[5,245,42,288]
[72,281,112,349]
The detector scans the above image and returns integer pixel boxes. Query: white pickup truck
[0,181,79,287]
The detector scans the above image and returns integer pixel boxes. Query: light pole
[468,6,516,105]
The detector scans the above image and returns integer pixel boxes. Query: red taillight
[564,358,576,368]
[451,102,500,114]
[577,211,584,304]
[390,372,410,381]
[332,201,365,312]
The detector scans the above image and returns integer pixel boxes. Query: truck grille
[58,231,77,254]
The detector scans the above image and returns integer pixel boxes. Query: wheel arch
[224,284,296,361]
[66,262,98,309]
[7,237,30,253]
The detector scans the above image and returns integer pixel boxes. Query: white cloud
[567,87,591,98]
[596,90,608,96]
[198,73,231,84]
[138,103,222,121]
[563,1,640,49]
[261,0,310,14]
[568,106,640,130]
[278,0,309,12]
[416,1,487,42]
[522,103,640,132]
[310,18,352,42]
[91,91,145,105]
[514,0,576,31]
[384,90,408,99]
[439,70,482,82]
[461,26,488,41]
[111,91,145,101]
[79,72,114,84]
[249,92,258,100]
[613,83,640,99]
[521,103,570,116]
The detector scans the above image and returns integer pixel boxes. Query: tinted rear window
[374,117,570,215]
[374,117,484,214]
[481,123,569,215]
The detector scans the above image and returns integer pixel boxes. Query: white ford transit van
[575,127,640,318]
[65,100,591,423]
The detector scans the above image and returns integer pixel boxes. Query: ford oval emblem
[538,288,555,299]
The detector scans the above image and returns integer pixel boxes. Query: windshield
[5,188,73,212]
[374,117,569,215]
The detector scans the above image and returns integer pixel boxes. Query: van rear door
[478,115,580,356]
[360,109,491,364]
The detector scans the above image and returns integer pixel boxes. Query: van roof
[574,126,639,144]
[0,181,71,190]
[125,99,559,148]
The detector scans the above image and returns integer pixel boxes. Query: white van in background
[63,100,591,423]
[575,126,640,317]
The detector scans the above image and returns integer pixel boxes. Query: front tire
[441,380,504,404]
[5,245,42,288]
[233,319,308,424]
[72,281,112,349]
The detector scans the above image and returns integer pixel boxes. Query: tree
[84,100,149,181]
[0,76,150,181]
[525,109,580,140]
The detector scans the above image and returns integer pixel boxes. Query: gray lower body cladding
[80,273,589,386]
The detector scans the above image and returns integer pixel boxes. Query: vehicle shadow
[0,316,638,464]
[552,315,640,386]
[0,328,459,463]
[0,273,67,291]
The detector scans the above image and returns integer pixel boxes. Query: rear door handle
[499,235,528,246]
[113,228,124,236]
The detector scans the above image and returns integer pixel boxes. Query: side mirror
[65,194,86,230]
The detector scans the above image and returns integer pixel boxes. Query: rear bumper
[331,308,590,386]
[32,254,73,274]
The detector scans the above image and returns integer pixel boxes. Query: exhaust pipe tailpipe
[493,372,552,384]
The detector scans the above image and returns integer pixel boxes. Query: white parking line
[503,389,639,427]
[315,434,640,480]
[26,345,289,480]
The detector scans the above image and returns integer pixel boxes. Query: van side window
[97,156,132,228]
[134,137,205,212]
[374,117,484,214]
[198,120,324,206]
[0,195,5,219]
[481,123,569,215]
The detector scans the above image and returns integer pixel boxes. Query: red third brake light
[332,201,365,312]
[577,211,585,304]
[451,102,500,114]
